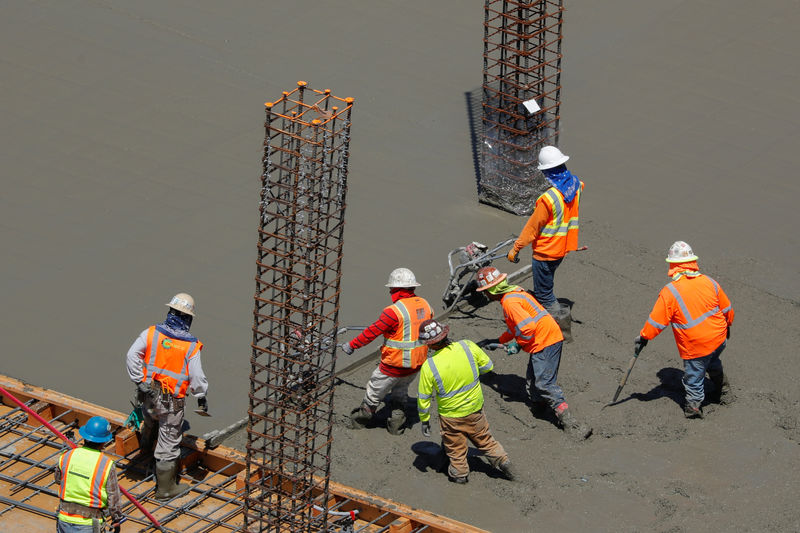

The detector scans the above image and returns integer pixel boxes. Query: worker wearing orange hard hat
[476,266,591,439]
[635,242,735,419]
[506,145,583,336]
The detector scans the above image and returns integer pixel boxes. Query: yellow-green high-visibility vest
[57,447,114,525]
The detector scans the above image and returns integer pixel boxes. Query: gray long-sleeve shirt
[126,327,208,398]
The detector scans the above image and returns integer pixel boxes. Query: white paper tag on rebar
[522,98,541,113]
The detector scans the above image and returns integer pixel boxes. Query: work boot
[448,475,469,484]
[386,400,407,435]
[547,303,573,343]
[154,459,190,501]
[683,402,704,419]
[349,402,375,429]
[497,459,515,481]
[554,402,592,440]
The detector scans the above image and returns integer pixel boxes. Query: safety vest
[499,289,563,354]
[381,297,433,369]
[534,183,583,260]
[643,274,733,359]
[58,447,114,525]
[142,325,203,398]
[417,340,493,421]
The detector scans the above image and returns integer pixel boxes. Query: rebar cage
[479,0,565,215]
[244,81,354,532]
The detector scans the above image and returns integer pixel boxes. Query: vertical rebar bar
[479,0,565,215]
[245,81,354,532]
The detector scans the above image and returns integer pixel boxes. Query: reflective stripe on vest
[382,300,425,368]
[539,188,580,237]
[427,341,482,399]
[666,281,721,330]
[143,327,200,398]
[59,448,113,511]
[502,292,548,341]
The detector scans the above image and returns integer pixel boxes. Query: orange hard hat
[475,266,507,292]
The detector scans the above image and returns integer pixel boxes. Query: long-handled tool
[609,344,645,405]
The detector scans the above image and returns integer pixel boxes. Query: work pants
[363,367,416,409]
[682,341,726,406]
[532,257,563,309]
[526,341,566,409]
[142,392,185,461]
[439,410,507,479]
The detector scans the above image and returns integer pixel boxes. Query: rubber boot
[489,457,515,481]
[554,402,592,440]
[138,418,157,458]
[386,399,407,435]
[548,304,573,343]
[349,402,374,429]
[709,370,733,405]
[154,459,190,501]
[683,401,704,419]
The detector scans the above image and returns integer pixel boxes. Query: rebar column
[479,0,565,215]
[244,81,354,532]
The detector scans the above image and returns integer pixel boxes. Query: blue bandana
[543,166,580,203]
[157,313,196,341]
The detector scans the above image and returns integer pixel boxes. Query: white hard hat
[665,241,698,263]
[165,292,196,316]
[537,145,570,170]
[385,268,420,288]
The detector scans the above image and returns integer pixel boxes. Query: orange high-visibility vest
[142,326,203,398]
[381,297,433,369]
[533,183,583,260]
[57,447,114,525]
[640,273,734,359]
[497,288,563,353]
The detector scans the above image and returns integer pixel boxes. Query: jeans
[57,519,99,533]
[526,341,566,408]
[532,257,563,309]
[683,341,726,405]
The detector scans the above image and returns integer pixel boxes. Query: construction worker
[476,266,591,439]
[506,145,583,338]
[341,268,433,434]
[635,241,735,419]
[126,292,208,500]
[417,319,514,484]
[55,416,122,533]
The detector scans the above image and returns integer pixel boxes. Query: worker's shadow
[627,367,685,407]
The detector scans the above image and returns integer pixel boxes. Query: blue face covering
[157,312,196,341]
[542,165,580,203]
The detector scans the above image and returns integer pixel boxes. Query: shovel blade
[194,409,211,417]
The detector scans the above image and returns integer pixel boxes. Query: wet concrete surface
[2,1,799,531]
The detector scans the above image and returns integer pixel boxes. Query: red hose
[0,385,164,530]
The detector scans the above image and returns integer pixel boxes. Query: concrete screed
[1,1,799,531]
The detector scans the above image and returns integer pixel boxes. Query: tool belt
[151,380,185,411]
[59,499,106,520]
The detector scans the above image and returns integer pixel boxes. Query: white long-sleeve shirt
[126,327,208,398]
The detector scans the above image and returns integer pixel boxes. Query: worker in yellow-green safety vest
[55,416,122,533]
[416,319,514,485]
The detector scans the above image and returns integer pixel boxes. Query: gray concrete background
[1,0,798,503]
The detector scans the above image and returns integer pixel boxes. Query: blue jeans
[526,341,566,408]
[532,257,563,309]
[57,519,98,532]
[682,341,726,406]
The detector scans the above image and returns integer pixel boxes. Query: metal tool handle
[611,347,642,404]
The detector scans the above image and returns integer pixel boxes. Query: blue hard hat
[79,416,113,443]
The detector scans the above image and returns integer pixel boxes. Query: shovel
[608,344,645,405]
[194,409,211,417]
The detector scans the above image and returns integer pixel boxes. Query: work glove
[197,396,209,413]
[420,421,431,438]
[634,336,648,355]
[507,248,520,264]
[135,382,151,404]
[477,338,499,349]
[726,326,731,339]
[340,342,354,355]
[505,340,520,355]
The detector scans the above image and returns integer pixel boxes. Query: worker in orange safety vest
[506,146,584,337]
[126,292,209,500]
[341,268,433,435]
[635,241,735,419]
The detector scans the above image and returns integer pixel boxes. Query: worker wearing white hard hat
[635,242,735,419]
[507,145,584,331]
[125,292,209,500]
[341,268,433,435]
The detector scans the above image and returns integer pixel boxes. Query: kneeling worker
[55,416,123,533]
[417,318,514,484]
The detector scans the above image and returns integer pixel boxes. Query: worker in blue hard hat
[54,416,123,533]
